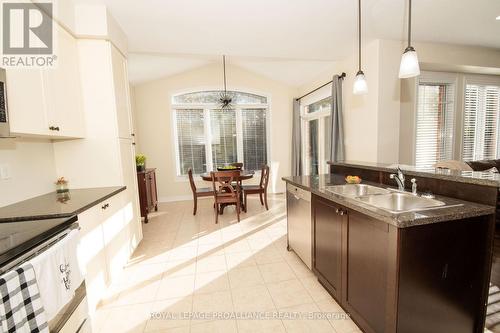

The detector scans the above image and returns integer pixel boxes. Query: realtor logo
[1,1,55,67]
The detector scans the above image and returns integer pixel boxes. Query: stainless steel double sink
[325,184,449,214]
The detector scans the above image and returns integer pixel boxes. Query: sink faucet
[390,167,405,191]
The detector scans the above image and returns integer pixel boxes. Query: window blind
[462,83,500,161]
[242,109,267,171]
[415,82,455,168]
[210,109,237,167]
[175,109,207,174]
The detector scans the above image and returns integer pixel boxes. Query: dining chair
[211,170,241,224]
[242,165,270,212]
[188,168,213,215]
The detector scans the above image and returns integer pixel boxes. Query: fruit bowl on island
[345,175,362,184]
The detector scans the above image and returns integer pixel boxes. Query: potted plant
[136,154,146,172]
[55,177,69,193]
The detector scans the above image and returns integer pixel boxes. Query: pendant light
[219,55,233,110]
[399,0,420,78]
[353,0,368,95]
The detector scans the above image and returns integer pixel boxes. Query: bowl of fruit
[217,165,242,171]
[345,175,362,184]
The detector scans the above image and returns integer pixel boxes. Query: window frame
[460,74,500,161]
[171,89,271,180]
[413,71,458,167]
[299,85,332,175]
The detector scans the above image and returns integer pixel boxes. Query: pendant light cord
[358,0,361,72]
[223,55,227,94]
[408,0,412,48]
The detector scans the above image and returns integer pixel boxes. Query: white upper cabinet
[111,46,133,139]
[43,24,84,138]
[6,22,84,138]
[6,68,48,136]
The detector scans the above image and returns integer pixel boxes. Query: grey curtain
[291,99,302,176]
[329,75,345,162]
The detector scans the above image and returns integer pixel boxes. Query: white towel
[29,229,83,321]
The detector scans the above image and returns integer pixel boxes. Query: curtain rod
[296,72,346,101]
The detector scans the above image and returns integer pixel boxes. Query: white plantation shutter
[210,109,238,167]
[462,81,500,161]
[175,109,207,174]
[242,109,267,171]
[415,73,456,168]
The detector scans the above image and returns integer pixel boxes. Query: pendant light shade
[399,0,420,79]
[353,0,367,95]
[399,46,420,78]
[353,70,368,95]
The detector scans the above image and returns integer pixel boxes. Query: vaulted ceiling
[74,0,500,85]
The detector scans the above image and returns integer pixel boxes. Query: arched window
[172,90,269,175]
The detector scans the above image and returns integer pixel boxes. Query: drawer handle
[101,203,109,210]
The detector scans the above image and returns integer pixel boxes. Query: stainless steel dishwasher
[286,183,312,269]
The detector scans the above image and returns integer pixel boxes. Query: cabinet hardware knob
[49,126,55,131]
[131,133,135,136]
[132,142,136,145]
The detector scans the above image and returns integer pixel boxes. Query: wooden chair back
[259,165,270,189]
[188,168,197,193]
[211,170,241,197]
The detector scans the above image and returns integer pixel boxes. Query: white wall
[0,139,57,207]
[133,63,297,201]
[298,39,402,164]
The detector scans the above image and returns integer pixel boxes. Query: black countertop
[0,215,78,270]
[283,174,495,228]
[329,160,500,187]
[0,186,126,223]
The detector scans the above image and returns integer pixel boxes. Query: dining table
[200,170,255,214]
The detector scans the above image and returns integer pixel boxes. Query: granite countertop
[329,160,500,188]
[0,186,126,223]
[0,216,78,270]
[283,174,495,228]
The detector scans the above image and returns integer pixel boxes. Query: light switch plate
[0,164,11,180]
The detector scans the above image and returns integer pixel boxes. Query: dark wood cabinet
[312,195,344,300]
[343,210,398,333]
[311,193,494,333]
[137,168,158,223]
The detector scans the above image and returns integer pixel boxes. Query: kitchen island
[283,162,499,333]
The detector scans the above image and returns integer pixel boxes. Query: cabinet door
[145,172,153,212]
[344,210,396,333]
[43,24,84,138]
[119,138,142,251]
[111,46,133,139]
[149,171,158,209]
[77,205,108,313]
[6,68,48,136]
[313,195,343,301]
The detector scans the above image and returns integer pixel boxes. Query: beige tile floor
[91,194,363,333]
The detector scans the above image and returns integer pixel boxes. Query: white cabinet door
[6,68,48,136]
[119,138,142,253]
[77,204,108,313]
[43,24,84,138]
[111,46,133,139]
